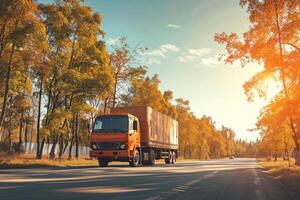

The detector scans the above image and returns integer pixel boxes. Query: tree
[256,95,295,160]
[0,0,43,128]
[107,37,146,109]
[215,0,300,164]
[0,0,47,154]
[39,0,113,159]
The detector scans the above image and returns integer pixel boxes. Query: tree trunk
[68,137,74,160]
[18,113,23,154]
[87,119,91,147]
[112,75,118,108]
[68,116,75,159]
[274,152,278,161]
[49,134,59,160]
[63,140,68,154]
[0,18,7,62]
[29,124,33,153]
[75,114,79,159]
[8,121,11,152]
[0,41,15,126]
[36,78,43,158]
[58,134,64,160]
[38,138,45,159]
[103,98,108,114]
[295,149,300,166]
[24,123,28,152]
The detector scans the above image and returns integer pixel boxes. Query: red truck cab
[90,113,141,167]
[90,106,178,167]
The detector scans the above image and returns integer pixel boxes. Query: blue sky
[41,0,272,141]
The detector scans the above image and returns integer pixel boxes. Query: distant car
[229,155,235,159]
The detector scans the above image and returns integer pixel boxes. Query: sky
[41,0,272,141]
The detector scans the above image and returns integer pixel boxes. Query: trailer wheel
[149,149,156,165]
[98,158,109,167]
[130,149,140,167]
[172,151,176,163]
[170,151,176,164]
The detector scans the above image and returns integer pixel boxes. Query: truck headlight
[120,144,125,149]
[92,144,97,150]
[120,143,127,149]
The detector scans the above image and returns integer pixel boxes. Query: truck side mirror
[133,120,138,131]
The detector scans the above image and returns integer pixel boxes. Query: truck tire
[165,152,172,164]
[170,152,174,164]
[172,151,176,163]
[130,149,140,167]
[149,149,155,165]
[98,158,109,167]
[170,151,176,164]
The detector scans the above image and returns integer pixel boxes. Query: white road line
[145,171,218,200]
[253,168,266,200]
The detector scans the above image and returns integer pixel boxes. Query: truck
[89,106,178,167]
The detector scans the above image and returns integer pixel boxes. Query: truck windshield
[93,116,128,133]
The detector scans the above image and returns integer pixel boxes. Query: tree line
[215,0,300,164]
[0,0,252,160]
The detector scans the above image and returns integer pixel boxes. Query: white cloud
[107,37,121,46]
[146,44,180,57]
[147,49,166,57]
[185,55,197,61]
[145,58,161,65]
[144,43,180,65]
[188,48,212,56]
[178,48,213,63]
[201,56,219,66]
[165,24,182,29]
[178,56,186,63]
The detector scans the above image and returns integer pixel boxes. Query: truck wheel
[130,149,140,167]
[172,151,176,163]
[165,158,170,164]
[170,151,176,164]
[165,152,172,164]
[98,158,109,167]
[149,149,155,165]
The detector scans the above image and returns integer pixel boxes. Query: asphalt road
[0,158,296,200]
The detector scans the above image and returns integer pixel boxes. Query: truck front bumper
[90,150,131,158]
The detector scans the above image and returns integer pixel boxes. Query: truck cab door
[128,117,140,150]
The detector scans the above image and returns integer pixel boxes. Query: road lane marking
[0,173,154,183]
[59,186,153,194]
[253,169,266,200]
[144,196,162,200]
[145,171,218,200]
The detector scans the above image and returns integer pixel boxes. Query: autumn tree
[215,0,300,164]
[0,0,41,126]
[0,0,47,153]
[105,37,146,110]
[38,0,113,159]
[256,95,295,160]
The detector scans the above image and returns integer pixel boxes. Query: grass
[259,158,300,193]
[0,153,97,169]
[0,154,225,169]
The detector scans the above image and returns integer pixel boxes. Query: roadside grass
[0,154,195,168]
[259,159,300,193]
[0,153,227,169]
[0,153,97,169]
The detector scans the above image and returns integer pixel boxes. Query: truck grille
[95,142,123,150]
